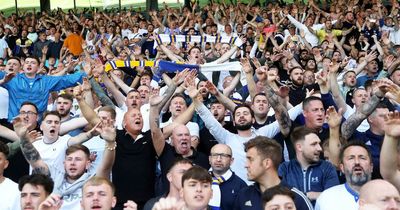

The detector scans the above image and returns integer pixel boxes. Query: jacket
[233,183,313,210]
[0,71,86,121]
[278,159,339,195]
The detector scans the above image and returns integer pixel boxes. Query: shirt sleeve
[323,162,340,189]
[195,103,233,144]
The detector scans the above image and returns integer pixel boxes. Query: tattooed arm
[13,117,49,176]
[340,94,381,140]
[264,85,291,136]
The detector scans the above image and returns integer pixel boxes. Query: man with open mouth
[315,141,373,210]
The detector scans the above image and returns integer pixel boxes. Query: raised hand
[172,68,191,86]
[277,86,290,98]
[328,62,340,74]
[372,78,393,98]
[152,197,186,210]
[241,58,253,74]
[0,71,16,85]
[383,111,400,137]
[326,106,343,128]
[124,200,138,210]
[149,87,163,107]
[12,116,30,138]
[386,83,400,103]
[73,84,84,101]
[38,194,63,210]
[251,57,262,69]
[383,55,396,70]
[97,121,116,142]
[205,80,218,96]
[365,51,378,63]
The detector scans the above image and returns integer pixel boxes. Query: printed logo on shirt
[245,200,252,206]
[365,140,372,146]
[62,193,81,202]
[311,177,319,183]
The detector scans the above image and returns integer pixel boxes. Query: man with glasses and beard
[315,141,373,210]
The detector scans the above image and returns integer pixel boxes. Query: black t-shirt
[198,121,236,156]
[112,130,157,209]
[1,120,33,182]
[158,144,210,193]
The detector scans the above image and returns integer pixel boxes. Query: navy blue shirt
[352,129,384,179]
[233,183,313,210]
[217,172,248,210]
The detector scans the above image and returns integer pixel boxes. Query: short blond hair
[83,177,115,195]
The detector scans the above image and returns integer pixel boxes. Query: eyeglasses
[19,111,38,116]
[210,153,232,159]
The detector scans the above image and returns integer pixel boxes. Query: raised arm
[108,70,133,95]
[149,72,183,156]
[95,121,117,178]
[380,111,400,190]
[73,85,101,126]
[206,80,237,112]
[101,72,126,108]
[264,84,291,136]
[328,62,348,113]
[326,106,343,168]
[214,43,242,64]
[341,80,390,140]
[13,117,49,176]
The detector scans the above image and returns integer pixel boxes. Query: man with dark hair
[342,101,390,179]
[234,136,313,210]
[0,101,40,181]
[315,141,373,210]
[279,127,339,203]
[198,100,236,156]
[55,93,74,122]
[0,56,87,121]
[0,141,20,210]
[19,174,54,210]
[189,80,296,184]
[143,158,193,210]
[152,165,213,210]
[14,114,116,210]
[262,185,296,210]
[31,110,99,173]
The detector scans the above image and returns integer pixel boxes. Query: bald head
[359,179,400,210]
[171,124,191,155]
[209,144,233,176]
[210,144,232,156]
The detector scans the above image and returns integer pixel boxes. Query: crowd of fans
[1,0,400,209]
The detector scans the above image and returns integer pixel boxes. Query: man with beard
[315,141,373,210]
[188,81,294,184]
[288,67,307,106]
[278,127,339,203]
